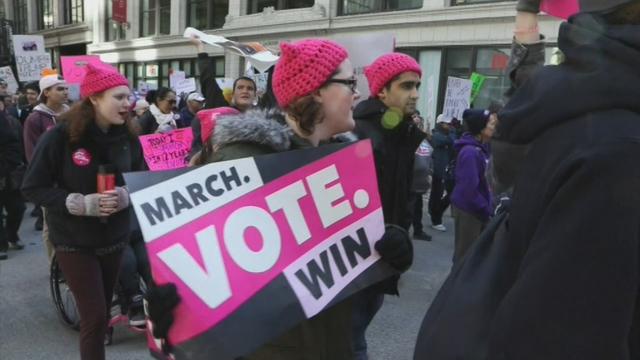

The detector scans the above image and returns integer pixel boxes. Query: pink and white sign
[541,0,580,19]
[60,56,104,84]
[126,141,394,359]
[139,128,193,171]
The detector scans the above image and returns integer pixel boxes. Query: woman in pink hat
[22,63,145,360]
[147,38,411,360]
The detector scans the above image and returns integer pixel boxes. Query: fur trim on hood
[211,108,291,152]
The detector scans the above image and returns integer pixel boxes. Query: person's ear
[312,89,324,104]
[377,87,388,101]
[89,95,100,106]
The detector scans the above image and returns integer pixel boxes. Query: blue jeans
[351,287,384,360]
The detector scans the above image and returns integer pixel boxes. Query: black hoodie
[487,15,640,359]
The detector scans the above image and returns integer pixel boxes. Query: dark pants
[351,287,384,360]
[408,191,426,234]
[0,189,26,249]
[56,250,123,360]
[452,206,487,263]
[428,176,454,225]
[119,232,151,300]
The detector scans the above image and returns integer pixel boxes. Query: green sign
[470,72,486,103]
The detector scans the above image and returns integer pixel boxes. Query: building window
[339,0,422,15]
[12,0,28,33]
[37,0,55,29]
[119,57,225,94]
[64,0,84,24]
[451,0,515,5]
[247,0,314,14]
[140,0,171,37]
[106,0,126,41]
[187,0,228,29]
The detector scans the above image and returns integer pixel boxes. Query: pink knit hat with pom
[365,53,422,98]
[80,63,129,98]
[273,39,348,109]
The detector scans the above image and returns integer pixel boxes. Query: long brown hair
[285,94,325,136]
[59,97,140,144]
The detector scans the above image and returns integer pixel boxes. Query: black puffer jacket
[487,15,640,359]
[22,122,145,250]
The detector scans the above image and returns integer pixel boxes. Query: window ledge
[33,23,90,37]
[223,4,327,30]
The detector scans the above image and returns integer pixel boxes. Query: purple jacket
[450,133,493,221]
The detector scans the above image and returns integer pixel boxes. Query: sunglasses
[166,99,177,104]
[326,78,358,93]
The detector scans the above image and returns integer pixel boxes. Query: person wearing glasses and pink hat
[146,38,414,360]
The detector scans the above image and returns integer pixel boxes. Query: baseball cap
[436,114,452,124]
[38,69,66,101]
[187,92,205,102]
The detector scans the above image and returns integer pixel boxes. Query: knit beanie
[462,109,491,135]
[80,63,129,99]
[273,39,348,109]
[198,107,241,144]
[364,53,422,98]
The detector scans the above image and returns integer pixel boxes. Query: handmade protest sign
[12,35,52,82]
[183,27,279,73]
[442,77,472,121]
[0,66,19,94]
[470,73,486,103]
[124,141,395,360]
[61,55,103,84]
[139,128,194,171]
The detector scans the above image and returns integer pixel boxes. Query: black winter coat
[353,98,425,230]
[0,112,22,190]
[487,15,640,360]
[22,123,145,250]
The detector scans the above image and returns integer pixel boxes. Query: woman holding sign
[147,39,414,359]
[22,63,145,360]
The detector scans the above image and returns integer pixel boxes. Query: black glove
[516,0,541,13]
[145,283,181,340]
[375,225,413,272]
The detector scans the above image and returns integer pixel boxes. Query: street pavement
[0,202,455,360]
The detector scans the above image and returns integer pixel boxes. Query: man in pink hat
[351,52,426,360]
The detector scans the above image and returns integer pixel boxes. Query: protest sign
[124,141,395,360]
[61,55,103,84]
[174,78,197,95]
[469,73,486,103]
[184,27,279,73]
[139,128,194,171]
[0,66,19,94]
[541,0,579,19]
[442,77,472,121]
[170,70,186,89]
[335,34,395,102]
[12,35,51,82]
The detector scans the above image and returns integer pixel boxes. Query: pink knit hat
[273,39,348,109]
[364,53,422,98]
[80,63,129,98]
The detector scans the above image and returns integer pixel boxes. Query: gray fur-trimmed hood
[211,108,292,152]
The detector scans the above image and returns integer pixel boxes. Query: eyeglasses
[326,78,358,93]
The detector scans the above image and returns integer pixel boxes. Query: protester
[177,92,204,128]
[427,114,455,232]
[24,69,69,235]
[137,87,178,134]
[5,94,19,119]
[449,109,494,262]
[22,63,144,360]
[0,97,25,260]
[147,38,414,360]
[118,230,151,327]
[480,0,640,358]
[351,52,425,360]
[130,98,149,124]
[409,114,433,241]
[19,82,40,126]
[0,78,7,95]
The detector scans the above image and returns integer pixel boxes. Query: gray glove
[516,0,542,13]
[104,187,130,212]
[66,193,103,217]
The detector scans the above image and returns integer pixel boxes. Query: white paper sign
[442,77,472,121]
[174,78,197,94]
[0,67,19,94]
[170,71,186,89]
[12,35,51,82]
[12,35,46,56]
[334,34,395,103]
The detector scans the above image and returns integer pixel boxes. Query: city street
[0,203,455,360]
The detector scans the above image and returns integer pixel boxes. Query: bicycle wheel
[49,255,80,330]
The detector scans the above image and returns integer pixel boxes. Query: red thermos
[97,165,116,223]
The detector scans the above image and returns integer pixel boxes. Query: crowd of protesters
[1,0,640,359]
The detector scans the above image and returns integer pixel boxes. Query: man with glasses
[350,53,426,360]
[23,71,69,239]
